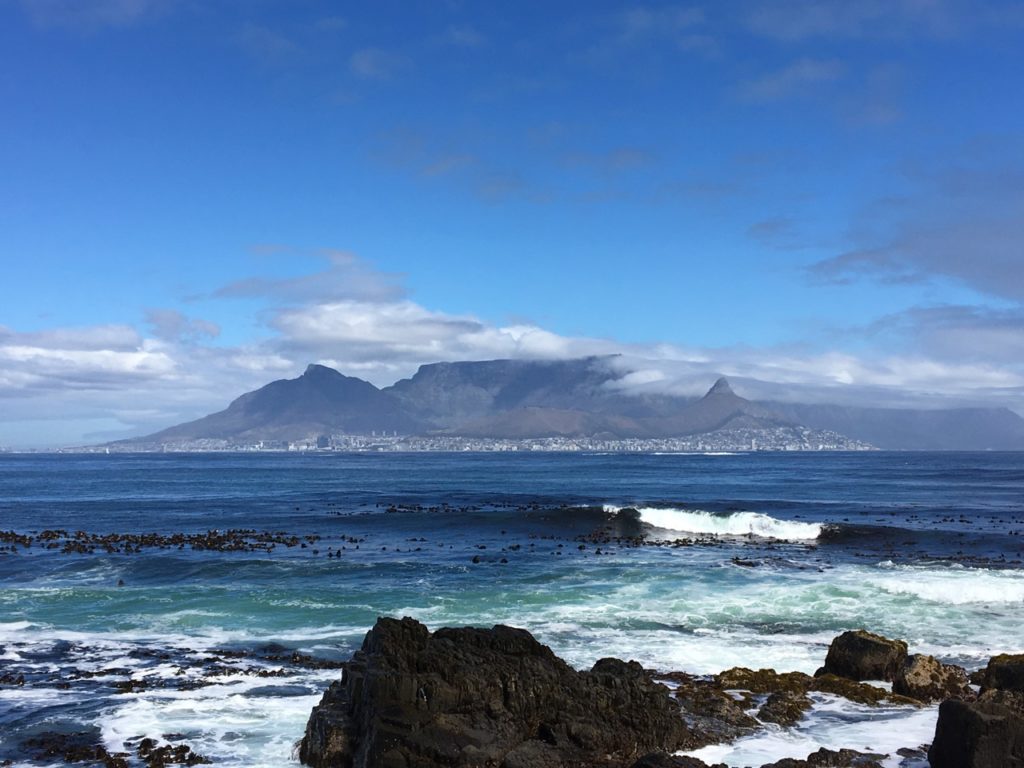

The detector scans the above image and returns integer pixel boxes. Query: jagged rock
[657,670,760,747]
[979,654,1024,693]
[816,630,907,682]
[715,667,811,695]
[757,690,813,727]
[759,747,885,767]
[300,617,695,768]
[928,689,1024,767]
[629,754,715,768]
[712,666,916,708]
[893,654,971,702]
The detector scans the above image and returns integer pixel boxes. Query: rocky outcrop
[928,651,1024,767]
[299,617,694,768]
[816,630,907,682]
[893,654,971,702]
[301,623,982,768]
[759,748,885,768]
[713,666,916,709]
[928,690,1024,767]
[757,691,813,727]
[629,755,716,768]
[978,654,1024,693]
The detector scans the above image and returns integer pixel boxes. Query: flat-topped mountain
[121,357,1024,449]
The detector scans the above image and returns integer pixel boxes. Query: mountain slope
[769,401,1024,451]
[385,356,636,424]
[133,364,423,443]
[121,357,1024,449]
[638,377,791,437]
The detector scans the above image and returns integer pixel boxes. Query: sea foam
[685,694,937,768]
[869,563,1024,605]
[606,505,822,540]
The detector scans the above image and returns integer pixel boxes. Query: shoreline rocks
[815,630,907,682]
[929,657,1024,768]
[300,617,694,768]
[300,621,1023,768]
[893,653,971,702]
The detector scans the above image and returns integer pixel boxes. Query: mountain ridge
[119,357,1024,450]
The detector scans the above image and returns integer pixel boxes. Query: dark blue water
[1,452,1022,766]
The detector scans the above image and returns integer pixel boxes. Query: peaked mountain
[438,376,790,442]
[644,376,790,437]
[122,357,1024,449]
[136,364,423,443]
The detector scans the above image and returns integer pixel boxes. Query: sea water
[0,451,1022,766]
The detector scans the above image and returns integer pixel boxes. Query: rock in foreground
[928,690,1024,767]
[816,630,907,682]
[300,617,693,768]
[978,654,1024,694]
[929,652,1024,768]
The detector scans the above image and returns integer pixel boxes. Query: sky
[2,0,1023,447]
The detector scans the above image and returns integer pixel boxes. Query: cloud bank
[2,251,1021,447]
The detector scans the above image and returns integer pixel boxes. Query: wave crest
[605,505,822,541]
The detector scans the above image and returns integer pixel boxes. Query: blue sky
[2,0,1023,446]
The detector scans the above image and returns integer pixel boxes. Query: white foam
[99,670,337,768]
[606,505,822,540]
[868,564,1024,605]
[686,694,937,768]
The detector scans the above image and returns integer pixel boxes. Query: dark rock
[20,730,129,767]
[712,666,915,708]
[979,654,1024,693]
[715,667,811,695]
[630,754,715,768]
[816,630,907,682]
[759,747,885,767]
[757,690,812,727]
[893,654,971,702]
[666,671,759,747]
[300,617,695,768]
[810,674,918,707]
[928,690,1024,767]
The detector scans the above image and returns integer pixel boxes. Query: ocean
[1,451,1022,767]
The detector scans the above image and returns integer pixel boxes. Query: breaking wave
[605,505,823,541]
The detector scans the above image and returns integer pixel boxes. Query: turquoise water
[1,452,1023,766]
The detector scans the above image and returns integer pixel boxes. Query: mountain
[384,357,684,437]
[134,364,423,443]
[384,357,675,424]
[121,357,1024,449]
[642,376,791,437]
[768,401,1024,451]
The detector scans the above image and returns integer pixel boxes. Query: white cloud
[3,252,1024,447]
[809,140,1024,301]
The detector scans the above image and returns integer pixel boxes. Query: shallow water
[1,452,1022,766]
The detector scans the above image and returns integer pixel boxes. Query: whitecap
[867,564,1024,605]
[606,505,822,540]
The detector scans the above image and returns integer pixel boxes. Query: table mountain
[119,357,1024,449]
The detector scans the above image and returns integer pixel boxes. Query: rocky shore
[301,620,1024,768]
